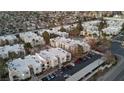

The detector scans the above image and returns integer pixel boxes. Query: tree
[93,33,98,38]
[8,52,17,60]
[104,51,117,65]
[97,18,107,39]
[95,37,112,53]
[86,38,97,49]
[50,33,58,38]
[75,44,84,58]
[102,32,108,39]
[69,19,84,37]
[76,19,84,31]
[69,27,80,37]
[48,20,55,28]
[102,37,112,49]
[24,43,33,54]
[59,26,66,32]
[69,20,84,37]
[0,58,8,80]
[24,43,32,49]
[42,31,50,45]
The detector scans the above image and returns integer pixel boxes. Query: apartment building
[0,35,18,46]
[50,37,90,55]
[8,58,31,81]
[19,32,45,47]
[0,44,25,59]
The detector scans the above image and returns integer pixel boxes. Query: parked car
[63,74,70,79]
[49,74,55,79]
[42,77,48,81]
[52,73,58,77]
[61,66,67,72]
[86,55,90,59]
[82,58,87,62]
[46,75,51,80]
[66,65,73,70]
[69,63,75,67]
[75,59,81,64]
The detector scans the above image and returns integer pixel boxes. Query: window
[26,72,29,74]
[66,55,70,61]
[55,60,57,63]
[62,58,64,60]
[36,40,38,43]
[13,76,18,81]
[32,39,35,41]
[42,68,45,71]
[36,60,39,63]
[36,68,38,70]
[42,64,45,67]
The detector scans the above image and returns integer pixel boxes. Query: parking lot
[41,52,102,81]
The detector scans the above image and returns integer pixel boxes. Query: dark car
[49,74,56,79]
[42,77,49,81]
[75,59,81,64]
[66,65,73,70]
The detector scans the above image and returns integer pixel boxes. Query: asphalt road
[114,67,124,81]
[111,41,124,81]
[98,34,124,81]
[111,42,124,56]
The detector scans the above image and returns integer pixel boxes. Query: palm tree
[42,31,50,45]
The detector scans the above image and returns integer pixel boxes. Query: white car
[69,63,75,67]
[64,74,71,78]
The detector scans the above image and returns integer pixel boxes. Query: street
[98,32,124,81]
[114,68,124,81]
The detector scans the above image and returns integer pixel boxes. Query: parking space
[41,52,102,81]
